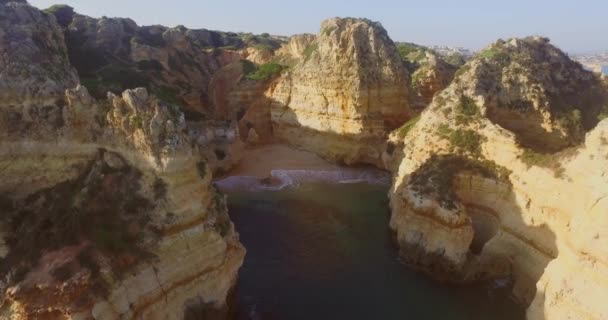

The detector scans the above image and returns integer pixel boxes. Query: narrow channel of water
[226,182,525,320]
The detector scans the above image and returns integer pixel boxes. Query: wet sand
[225,144,341,178]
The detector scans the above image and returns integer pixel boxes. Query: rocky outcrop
[0,1,78,107]
[409,51,457,110]
[273,34,316,65]
[268,18,411,165]
[0,2,244,319]
[386,36,608,319]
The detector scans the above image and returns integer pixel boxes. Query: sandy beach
[225,144,341,178]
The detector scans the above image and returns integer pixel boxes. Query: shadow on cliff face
[261,93,412,168]
[390,154,557,315]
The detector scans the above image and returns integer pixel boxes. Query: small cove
[225,181,525,320]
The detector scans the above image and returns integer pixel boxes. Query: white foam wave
[215,168,390,192]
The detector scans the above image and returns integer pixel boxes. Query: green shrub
[245,62,284,81]
[303,43,319,61]
[396,43,420,60]
[241,60,257,76]
[154,86,182,106]
[254,44,273,52]
[454,64,471,79]
[448,129,486,157]
[436,124,453,138]
[397,115,421,138]
[409,155,511,210]
[519,148,566,178]
[478,47,509,64]
[455,95,480,125]
[444,52,466,68]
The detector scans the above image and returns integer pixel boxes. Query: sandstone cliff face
[273,34,316,65]
[268,18,411,165]
[409,51,457,111]
[0,2,244,319]
[386,36,608,319]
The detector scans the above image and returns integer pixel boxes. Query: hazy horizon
[28,0,607,54]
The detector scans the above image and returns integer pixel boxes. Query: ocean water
[226,182,525,320]
[602,65,608,75]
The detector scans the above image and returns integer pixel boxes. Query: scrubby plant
[519,148,567,178]
[397,115,421,138]
[451,95,481,126]
[448,129,486,157]
[153,86,182,106]
[436,124,453,138]
[396,43,420,61]
[478,46,509,65]
[454,64,471,79]
[409,155,511,210]
[241,59,257,76]
[444,52,466,68]
[303,43,319,61]
[245,62,284,81]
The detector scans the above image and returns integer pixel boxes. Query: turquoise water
[227,183,525,320]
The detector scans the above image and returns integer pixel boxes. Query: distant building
[428,45,474,58]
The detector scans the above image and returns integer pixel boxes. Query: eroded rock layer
[386,36,608,320]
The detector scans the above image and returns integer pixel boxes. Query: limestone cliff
[268,18,411,165]
[44,5,283,119]
[0,2,244,319]
[386,36,608,319]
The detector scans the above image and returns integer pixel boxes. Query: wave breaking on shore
[215,168,391,192]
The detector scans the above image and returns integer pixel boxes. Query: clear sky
[29,0,607,54]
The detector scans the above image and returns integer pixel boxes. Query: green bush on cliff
[409,155,511,210]
[519,148,566,178]
[303,43,319,61]
[241,60,257,76]
[245,62,284,81]
[153,86,182,106]
[454,95,481,125]
[444,52,466,68]
[479,46,509,64]
[397,115,421,138]
[450,129,485,156]
[396,43,420,60]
